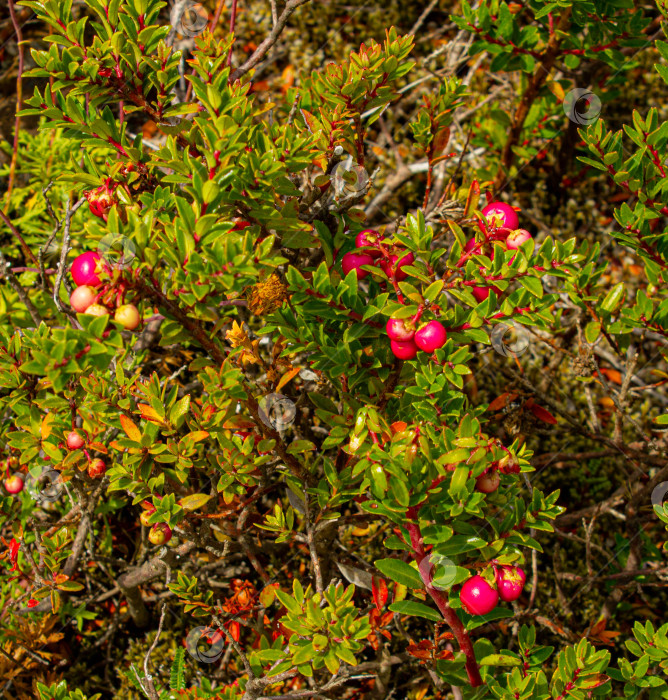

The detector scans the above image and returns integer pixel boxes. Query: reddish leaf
[488,392,518,412]
[529,403,557,424]
[372,575,389,610]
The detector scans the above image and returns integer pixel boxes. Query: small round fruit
[140,505,156,527]
[70,285,98,313]
[460,575,499,616]
[414,321,447,353]
[390,339,418,360]
[475,470,500,493]
[495,565,526,602]
[148,523,172,546]
[482,202,519,231]
[4,474,24,494]
[381,252,414,281]
[355,229,384,258]
[341,252,375,280]
[506,229,532,250]
[114,304,140,330]
[472,285,502,303]
[71,252,104,287]
[66,431,85,450]
[386,317,415,342]
[88,458,106,479]
[84,304,109,317]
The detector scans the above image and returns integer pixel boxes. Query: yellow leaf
[186,431,210,443]
[547,80,565,101]
[120,414,142,442]
[276,367,300,392]
[137,403,164,424]
[180,493,213,511]
[41,413,56,440]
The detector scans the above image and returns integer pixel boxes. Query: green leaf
[600,282,625,313]
[374,558,424,589]
[389,600,441,621]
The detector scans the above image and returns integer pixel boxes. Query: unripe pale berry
[71,252,104,287]
[386,317,415,342]
[66,431,85,450]
[4,474,24,494]
[495,565,526,602]
[481,202,519,231]
[148,522,172,545]
[460,575,499,615]
[70,285,98,313]
[84,304,109,317]
[475,470,500,493]
[414,321,447,353]
[506,229,532,250]
[140,504,156,527]
[114,304,141,330]
[390,339,418,360]
[342,252,375,279]
[87,458,106,479]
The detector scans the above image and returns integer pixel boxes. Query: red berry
[390,339,418,360]
[341,252,375,280]
[460,575,499,615]
[381,252,414,281]
[495,565,526,602]
[355,229,384,258]
[70,285,98,313]
[114,304,141,330]
[71,252,104,287]
[414,321,447,353]
[386,317,415,342]
[27,598,39,608]
[506,229,532,250]
[472,285,502,303]
[84,304,109,317]
[4,474,24,494]
[66,431,85,450]
[87,458,106,479]
[482,202,519,231]
[475,470,500,493]
[148,523,172,545]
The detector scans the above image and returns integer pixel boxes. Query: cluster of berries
[70,251,140,329]
[462,202,532,302]
[140,499,172,545]
[66,430,106,479]
[460,564,526,616]
[341,229,414,281]
[386,317,447,360]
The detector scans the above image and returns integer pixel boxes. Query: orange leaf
[390,421,407,434]
[488,392,518,412]
[41,413,56,440]
[137,404,164,424]
[120,414,142,442]
[599,367,622,384]
[276,367,300,392]
[529,403,557,425]
[186,431,209,443]
[88,441,108,454]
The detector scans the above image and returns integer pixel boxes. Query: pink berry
[341,252,375,280]
[390,339,418,360]
[386,317,415,342]
[149,522,172,545]
[495,565,526,602]
[482,202,519,231]
[380,252,414,282]
[414,321,447,353]
[4,474,24,494]
[506,229,532,250]
[460,575,499,616]
[355,229,384,258]
[475,470,500,493]
[71,252,104,287]
[87,458,106,479]
[66,431,85,450]
[70,285,98,313]
[472,285,502,303]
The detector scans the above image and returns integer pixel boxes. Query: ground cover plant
[0,0,667,697]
